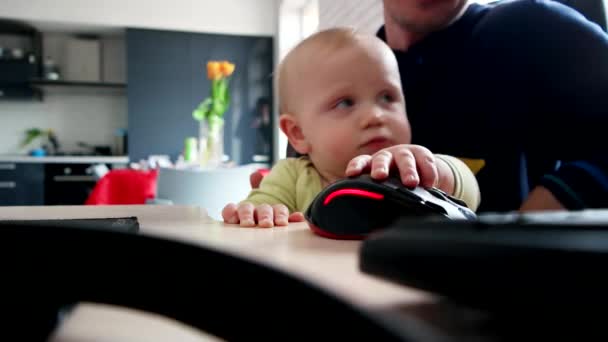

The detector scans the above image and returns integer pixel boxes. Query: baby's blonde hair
[275,27,362,115]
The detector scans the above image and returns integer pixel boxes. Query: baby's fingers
[370,150,393,179]
[237,202,256,227]
[289,212,305,222]
[345,155,372,176]
[222,203,239,224]
[272,204,289,226]
[392,148,419,187]
[255,204,274,228]
[411,146,438,188]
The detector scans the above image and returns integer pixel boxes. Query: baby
[222,28,480,227]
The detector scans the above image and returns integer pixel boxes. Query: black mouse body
[305,174,476,239]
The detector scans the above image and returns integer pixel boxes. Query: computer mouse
[305,174,476,240]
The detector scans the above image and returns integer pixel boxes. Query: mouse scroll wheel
[451,197,468,208]
[396,187,423,202]
[425,201,448,215]
[428,188,468,208]
[427,188,448,200]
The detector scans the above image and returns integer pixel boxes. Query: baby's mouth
[359,137,393,153]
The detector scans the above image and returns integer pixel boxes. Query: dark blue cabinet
[0,162,44,205]
[127,28,274,164]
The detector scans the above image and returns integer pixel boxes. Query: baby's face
[291,37,411,179]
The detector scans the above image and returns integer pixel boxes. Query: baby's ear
[279,114,310,154]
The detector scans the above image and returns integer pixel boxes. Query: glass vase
[199,118,224,169]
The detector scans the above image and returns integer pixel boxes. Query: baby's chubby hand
[345,144,440,188]
[222,202,305,228]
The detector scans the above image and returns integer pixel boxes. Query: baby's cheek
[392,118,412,144]
[329,131,353,149]
[326,138,358,166]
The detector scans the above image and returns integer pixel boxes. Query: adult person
[349,0,608,212]
[253,0,608,213]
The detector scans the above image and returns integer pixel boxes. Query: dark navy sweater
[379,0,608,212]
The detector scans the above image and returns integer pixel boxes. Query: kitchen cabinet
[41,33,126,85]
[0,85,41,99]
[0,162,44,205]
[0,157,129,206]
[26,34,127,99]
[0,20,43,101]
[1,19,128,100]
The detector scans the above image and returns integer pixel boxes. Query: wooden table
[0,205,435,341]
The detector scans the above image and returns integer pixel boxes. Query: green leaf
[21,128,45,147]
[196,76,231,123]
[192,98,213,121]
[212,101,226,117]
[199,98,212,112]
[192,108,205,121]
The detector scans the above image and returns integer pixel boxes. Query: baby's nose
[360,106,385,128]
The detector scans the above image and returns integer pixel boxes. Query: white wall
[318,0,383,34]
[274,0,319,160]
[0,0,278,36]
[0,89,127,154]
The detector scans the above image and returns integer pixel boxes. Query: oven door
[44,163,98,205]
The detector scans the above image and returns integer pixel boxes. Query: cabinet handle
[0,163,16,170]
[0,181,16,189]
[53,175,97,182]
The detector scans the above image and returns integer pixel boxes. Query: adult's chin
[387,0,465,33]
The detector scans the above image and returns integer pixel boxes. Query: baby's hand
[222,202,305,228]
[345,144,440,188]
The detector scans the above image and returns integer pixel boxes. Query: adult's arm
[488,0,608,210]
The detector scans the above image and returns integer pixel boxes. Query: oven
[44,163,99,205]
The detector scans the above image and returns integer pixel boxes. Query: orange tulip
[207,61,221,80]
[220,61,235,77]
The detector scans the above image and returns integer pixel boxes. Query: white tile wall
[0,90,127,154]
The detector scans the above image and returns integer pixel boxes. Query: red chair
[85,169,159,205]
[250,168,270,189]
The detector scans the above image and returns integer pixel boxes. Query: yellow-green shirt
[244,155,481,212]
[245,157,321,213]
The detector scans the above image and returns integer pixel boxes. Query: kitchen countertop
[0,155,130,164]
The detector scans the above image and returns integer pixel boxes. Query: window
[276,0,319,159]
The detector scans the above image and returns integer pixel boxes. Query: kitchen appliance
[44,163,99,205]
[77,142,113,156]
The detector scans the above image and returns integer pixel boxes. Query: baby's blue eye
[380,93,394,103]
[335,98,354,109]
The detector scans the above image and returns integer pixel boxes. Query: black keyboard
[359,210,608,312]
[0,217,140,234]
